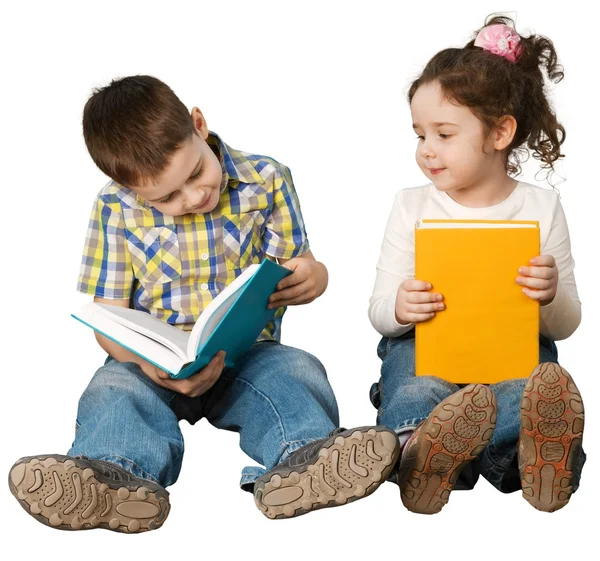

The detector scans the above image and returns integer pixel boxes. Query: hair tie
[474,23,522,62]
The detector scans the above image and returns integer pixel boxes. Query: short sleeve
[76,196,134,299]
[263,165,309,259]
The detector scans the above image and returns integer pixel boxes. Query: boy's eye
[190,166,203,180]
[439,134,451,139]
[158,193,173,204]
[416,135,424,140]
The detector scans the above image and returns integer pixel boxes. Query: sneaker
[519,363,585,512]
[398,384,497,515]
[8,454,170,533]
[253,426,400,519]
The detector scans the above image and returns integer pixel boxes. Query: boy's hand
[268,257,328,308]
[395,279,444,324]
[140,351,226,398]
[516,255,558,306]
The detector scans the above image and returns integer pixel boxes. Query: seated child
[368,16,585,514]
[9,75,400,532]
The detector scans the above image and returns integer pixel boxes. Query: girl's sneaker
[398,384,497,514]
[519,363,585,512]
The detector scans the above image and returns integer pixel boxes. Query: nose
[418,137,436,159]
[184,184,204,208]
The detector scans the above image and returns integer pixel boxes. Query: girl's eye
[190,166,203,180]
[159,193,173,204]
[439,134,451,139]
[416,135,424,140]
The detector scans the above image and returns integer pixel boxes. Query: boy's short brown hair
[82,75,195,187]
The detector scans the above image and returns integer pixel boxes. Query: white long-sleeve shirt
[368,182,581,341]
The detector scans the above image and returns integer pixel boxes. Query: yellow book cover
[415,219,540,384]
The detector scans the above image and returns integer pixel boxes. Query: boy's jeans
[69,342,339,490]
[369,330,586,493]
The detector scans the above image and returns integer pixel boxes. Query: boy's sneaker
[253,426,400,519]
[397,384,497,515]
[519,363,584,512]
[9,454,170,533]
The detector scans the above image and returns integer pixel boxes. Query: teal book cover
[173,259,290,379]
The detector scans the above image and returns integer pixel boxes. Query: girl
[368,16,585,515]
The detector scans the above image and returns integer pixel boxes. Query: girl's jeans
[369,330,585,492]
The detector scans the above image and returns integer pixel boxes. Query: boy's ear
[191,107,209,139]
[494,115,517,150]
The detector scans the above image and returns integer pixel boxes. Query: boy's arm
[92,297,156,371]
[268,250,328,309]
[92,297,226,397]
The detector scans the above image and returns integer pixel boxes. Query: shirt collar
[207,131,265,190]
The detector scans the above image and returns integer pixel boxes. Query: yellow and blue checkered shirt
[77,133,309,341]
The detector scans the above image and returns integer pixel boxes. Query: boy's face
[410,81,497,195]
[131,108,223,216]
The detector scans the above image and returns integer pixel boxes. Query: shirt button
[201,283,209,291]
[201,253,209,261]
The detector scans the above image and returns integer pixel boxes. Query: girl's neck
[445,175,519,208]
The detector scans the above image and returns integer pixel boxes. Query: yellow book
[415,219,540,384]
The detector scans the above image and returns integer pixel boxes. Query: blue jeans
[369,330,585,493]
[69,341,339,491]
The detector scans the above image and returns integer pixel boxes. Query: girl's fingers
[518,266,554,280]
[517,276,550,290]
[406,291,442,304]
[403,280,432,292]
[522,287,553,301]
[409,302,445,313]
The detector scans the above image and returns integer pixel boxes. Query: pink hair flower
[474,24,522,62]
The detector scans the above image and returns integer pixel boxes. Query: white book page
[416,220,538,229]
[73,304,186,374]
[90,303,190,360]
[187,264,260,357]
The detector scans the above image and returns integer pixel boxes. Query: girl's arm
[368,191,416,337]
[539,197,582,340]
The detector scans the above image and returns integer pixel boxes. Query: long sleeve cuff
[540,281,582,341]
[369,290,414,338]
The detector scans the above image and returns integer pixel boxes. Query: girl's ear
[494,115,517,150]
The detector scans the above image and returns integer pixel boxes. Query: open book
[415,219,540,384]
[72,259,291,379]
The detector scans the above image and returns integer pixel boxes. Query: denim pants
[369,330,585,493]
[69,341,339,491]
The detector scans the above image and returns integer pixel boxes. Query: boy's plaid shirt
[77,133,309,341]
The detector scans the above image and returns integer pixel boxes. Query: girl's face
[410,81,498,195]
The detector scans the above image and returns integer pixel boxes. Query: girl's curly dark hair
[408,15,565,179]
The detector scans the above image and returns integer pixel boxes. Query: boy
[8,76,400,532]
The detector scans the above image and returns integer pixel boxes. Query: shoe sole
[400,384,496,515]
[519,363,584,512]
[254,428,400,519]
[9,455,170,532]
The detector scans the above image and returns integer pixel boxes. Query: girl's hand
[395,279,444,324]
[516,255,558,306]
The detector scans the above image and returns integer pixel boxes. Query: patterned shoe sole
[9,455,170,532]
[519,363,584,512]
[399,384,497,515]
[254,428,400,519]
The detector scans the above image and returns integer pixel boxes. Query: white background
[1,1,597,558]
